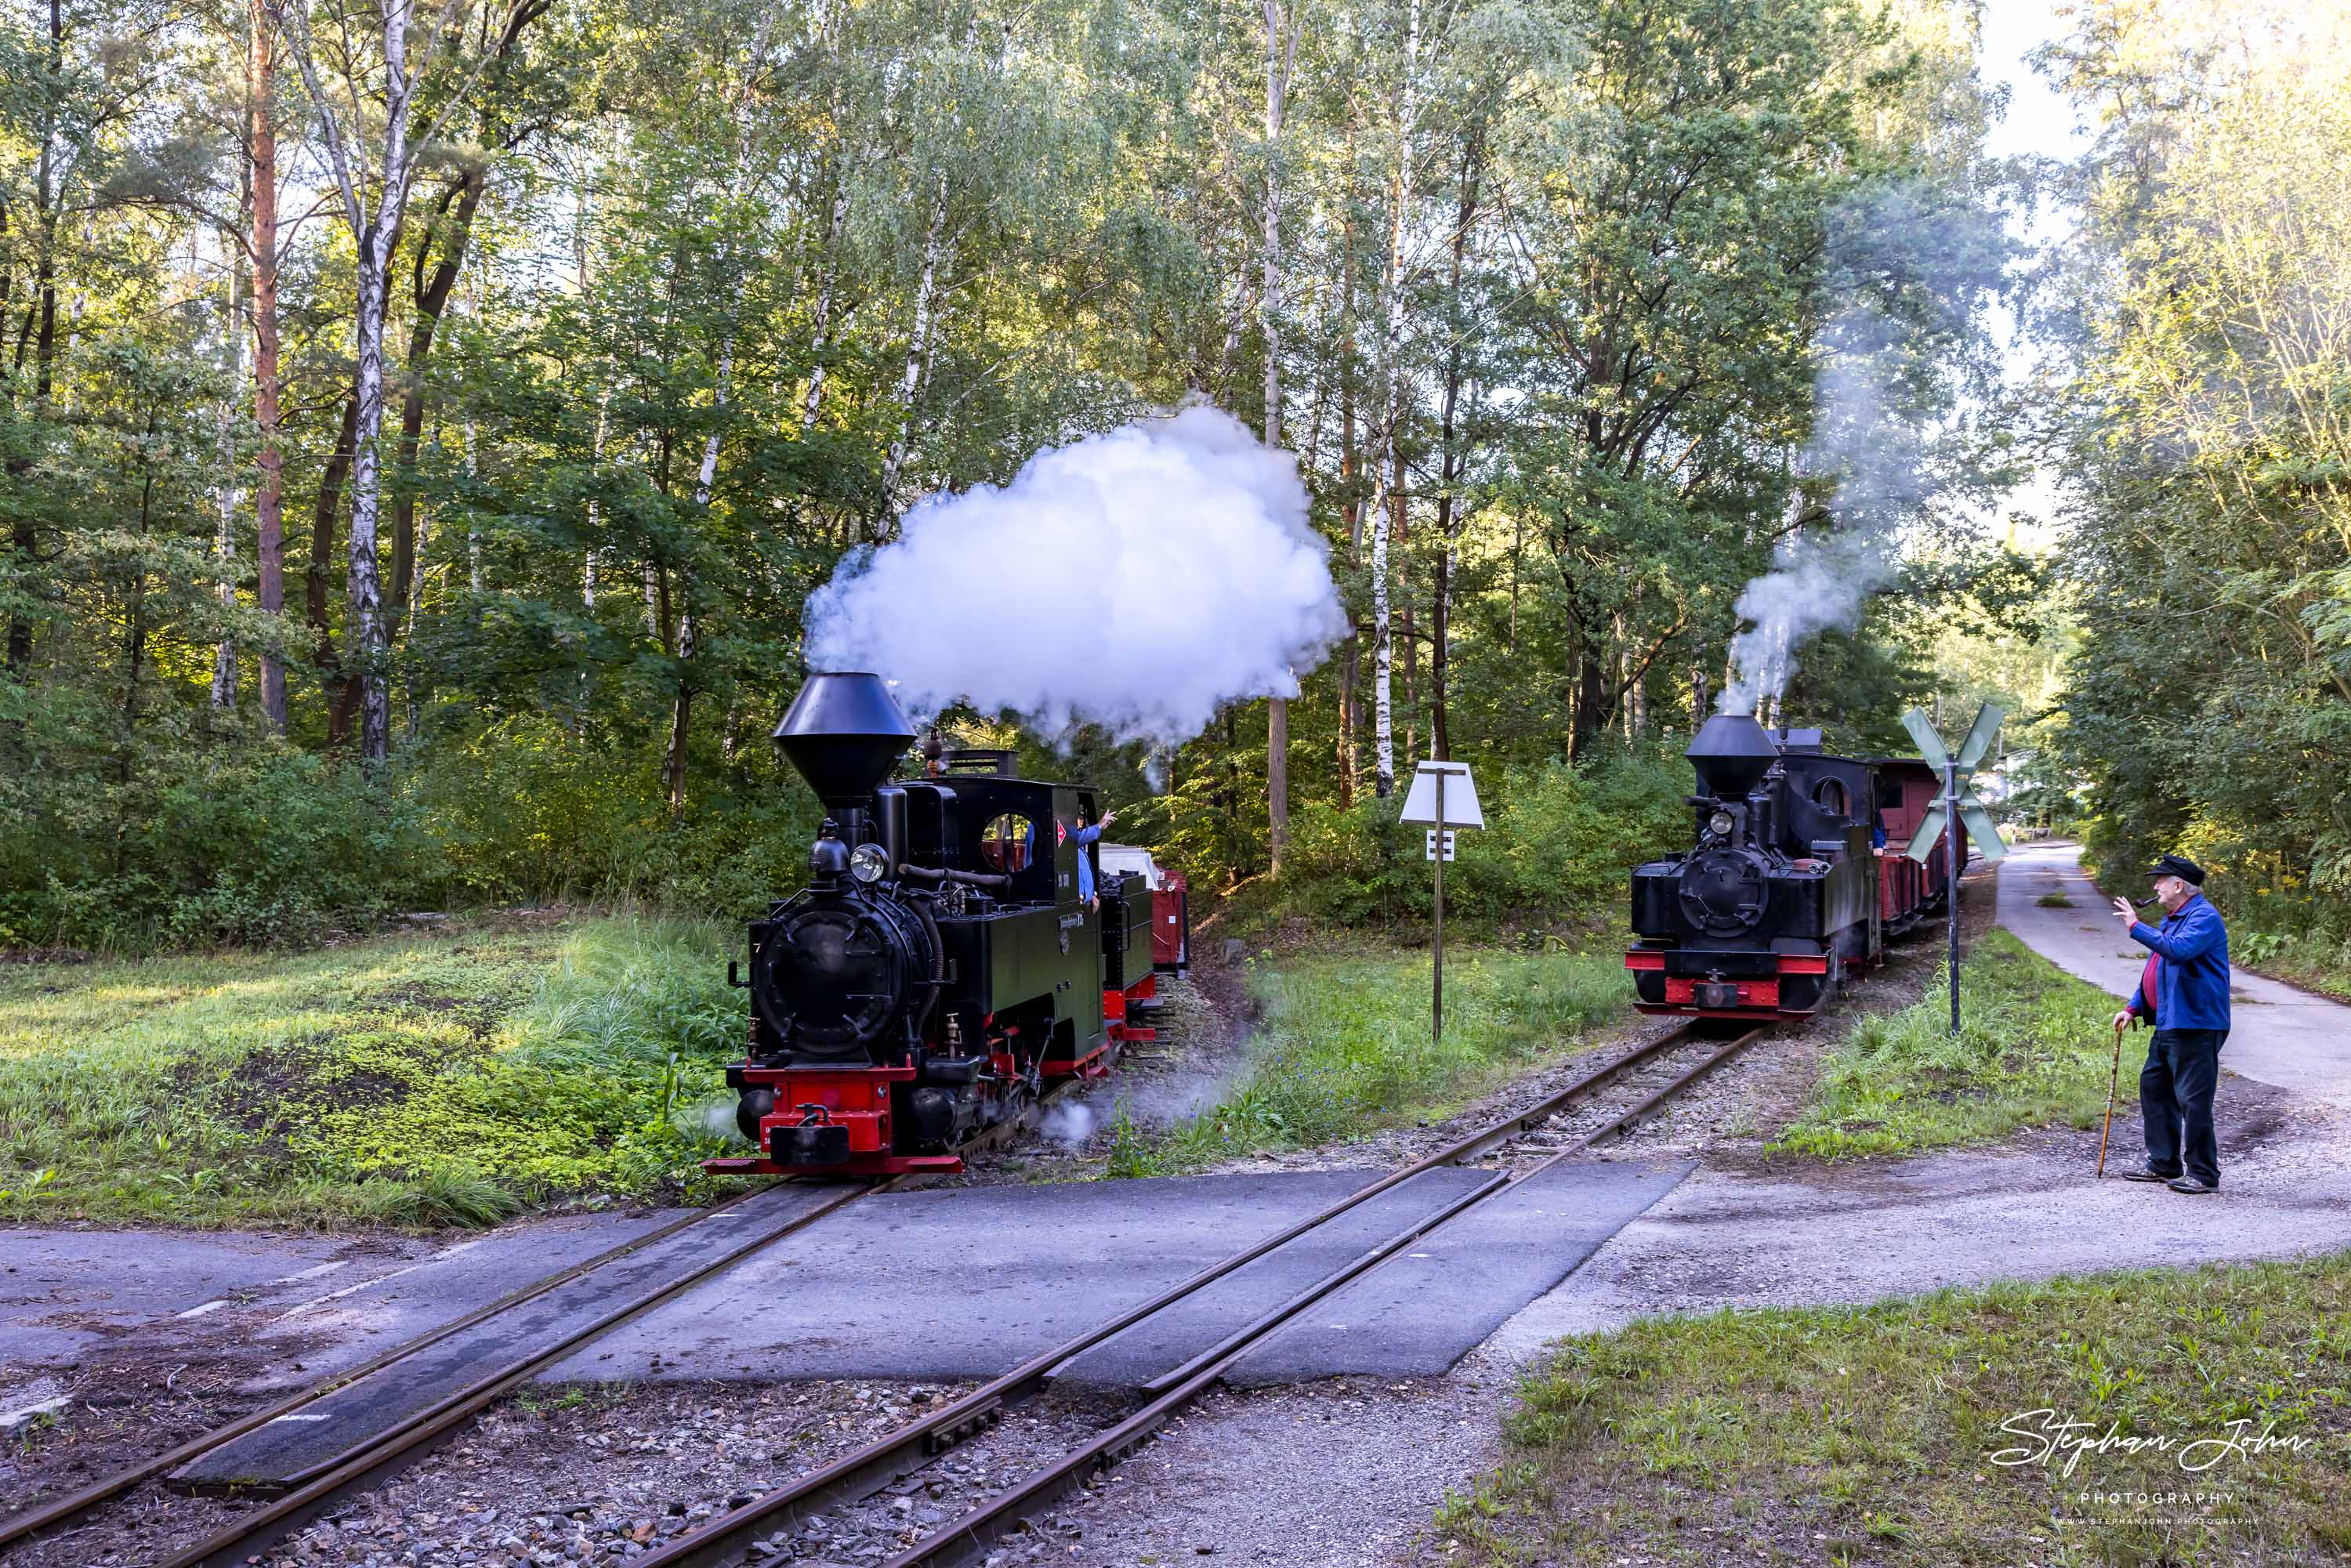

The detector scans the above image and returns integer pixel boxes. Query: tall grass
[1771,927,2125,1159]
[0,915,748,1228]
[1107,949,1626,1175]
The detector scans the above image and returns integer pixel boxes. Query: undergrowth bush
[0,715,821,952]
[1267,744,1690,929]
[2078,828,2351,998]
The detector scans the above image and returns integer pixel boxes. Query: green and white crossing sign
[1900,702,2010,1034]
[1900,703,2009,867]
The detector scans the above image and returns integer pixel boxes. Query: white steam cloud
[1719,309,1914,715]
[807,407,1345,749]
[1040,1100,1096,1147]
[1719,179,2001,715]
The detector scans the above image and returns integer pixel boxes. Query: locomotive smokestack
[772,672,918,808]
[1686,712,1780,801]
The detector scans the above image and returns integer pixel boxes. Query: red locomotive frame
[705,972,1163,1178]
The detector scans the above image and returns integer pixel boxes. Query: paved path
[1487,856,2351,1356]
[1995,838,2351,1109]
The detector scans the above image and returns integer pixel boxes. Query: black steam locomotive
[1624,712,1958,1019]
[704,672,1165,1178]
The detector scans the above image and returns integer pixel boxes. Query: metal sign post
[1947,758,1961,1036]
[1400,761,1484,1048]
[1434,770,1445,1043]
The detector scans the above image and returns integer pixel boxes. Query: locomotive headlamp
[849,842,889,884]
[1708,809,1735,837]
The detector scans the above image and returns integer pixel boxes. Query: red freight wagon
[1874,756,1965,935]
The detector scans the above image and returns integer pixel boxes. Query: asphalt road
[1995,837,2351,1109]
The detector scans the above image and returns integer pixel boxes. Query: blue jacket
[1071,821,1104,902]
[2126,892,2231,1033]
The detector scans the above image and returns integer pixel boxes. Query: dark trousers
[2141,1028,2226,1186]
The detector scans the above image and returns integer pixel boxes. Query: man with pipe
[2109,854,2233,1194]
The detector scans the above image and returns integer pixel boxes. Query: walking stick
[2098,1017,2125,1177]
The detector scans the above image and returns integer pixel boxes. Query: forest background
[0,0,2343,985]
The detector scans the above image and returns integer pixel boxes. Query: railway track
[2,1020,1755,1568]
[623,1017,1766,1568]
[0,1074,1083,1568]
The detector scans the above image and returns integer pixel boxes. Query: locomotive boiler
[1624,712,1962,1019]
[704,672,1169,1178]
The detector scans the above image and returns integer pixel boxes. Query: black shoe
[2121,1167,2182,1183]
[2167,1176,2218,1195]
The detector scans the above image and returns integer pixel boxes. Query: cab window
[980,813,1034,873]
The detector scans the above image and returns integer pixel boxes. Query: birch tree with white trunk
[283,0,519,763]
[1367,0,1422,798]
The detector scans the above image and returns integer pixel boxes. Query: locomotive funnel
[1687,712,1779,799]
[773,672,917,806]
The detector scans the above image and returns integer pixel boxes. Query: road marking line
[270,1261,350,1285]
[270,1258,433,1323]
[176,1299,232,1320]
[266,1412,334,1423]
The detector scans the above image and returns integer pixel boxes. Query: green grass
[2230,925,2351,1003]
[1770,928,2128,1160]
[1103,948,1626,1177]
[2037,891,2078,907]
[1443,1255,2351,1566]
[0,916,748,1228]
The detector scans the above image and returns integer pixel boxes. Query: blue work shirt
[1070,821,1105,901]
[2126,891,2232,1033]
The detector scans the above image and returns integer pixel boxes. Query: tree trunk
[1420,545,1439,762]
[1367,0,1420,798]
[1396,449,1413,762]
[878,172,948,525]
[287,0,437,763]
[1261,0,1295,874]
[802,173,849,429]
[1335,102,1360,810]
[249,0,288,733]
[350,220,395,761]
[6,0,62,694]
[665,343,733,818]
[389,168,488,638]
[1429,118,1482,767]
[309,391,359,742]
[211,227,246,712]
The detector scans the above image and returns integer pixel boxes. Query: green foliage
[2048,15,2351,996]
[0,0,2010,948]
[1771,928,2128,1160]
[0,915,748,1227]
[1458,1255,2351,1564]
[1108,947,1626,1174]
[1254,743,1691,929]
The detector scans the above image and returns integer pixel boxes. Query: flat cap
[2148,853,2205,886]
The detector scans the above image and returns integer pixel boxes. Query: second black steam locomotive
[1624,712,1962,1019]
[704,672,1173,1178]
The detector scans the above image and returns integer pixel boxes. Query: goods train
[705,672,1189,1179]
[1624,712,1962,1021]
